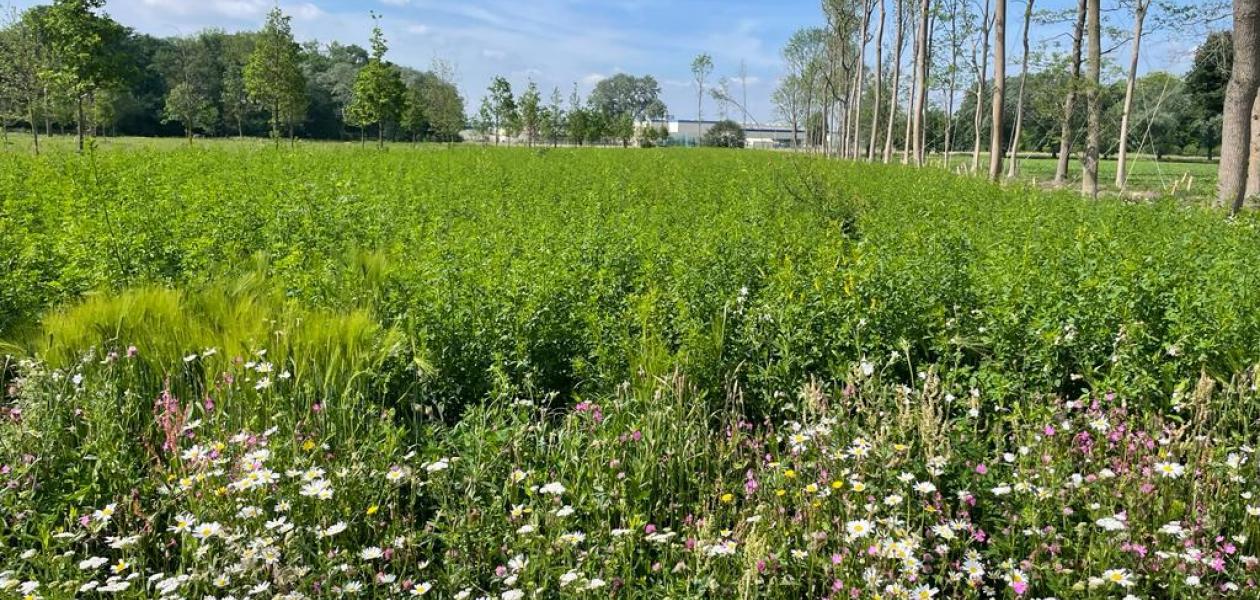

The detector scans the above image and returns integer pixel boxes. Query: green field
[2,141,1259,598]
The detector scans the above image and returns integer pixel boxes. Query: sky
[8,0,1226,124]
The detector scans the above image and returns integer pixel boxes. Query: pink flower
[1013,581,1028,595]
[975,463,988,475]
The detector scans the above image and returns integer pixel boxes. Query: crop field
[3,142,1260,598]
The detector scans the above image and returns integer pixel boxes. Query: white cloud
[581,72,607,85]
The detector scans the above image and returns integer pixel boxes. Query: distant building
[640,117,804,149]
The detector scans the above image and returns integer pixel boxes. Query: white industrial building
[642,118,804,149]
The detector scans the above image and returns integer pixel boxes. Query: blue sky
[12,0,1222,123]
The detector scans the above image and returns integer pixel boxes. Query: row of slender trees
[471,74,671,147]
[0,1,467,151]
[772,0,1250,206]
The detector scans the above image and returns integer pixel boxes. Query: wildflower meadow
[3,143,1260,599]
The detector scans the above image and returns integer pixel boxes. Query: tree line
[770,0,1252,206]
[0,1,466,151]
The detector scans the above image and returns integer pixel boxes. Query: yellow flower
[775,489,786,497]
[811,500,822,508]
[804,483,819,494]
[784,469,797,480]
[302,439,317,451]
[720,493,734,504]
[367,505,379,516]
[893,443,909,452]
[831,480,844,490]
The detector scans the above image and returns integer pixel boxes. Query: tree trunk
[76,95,85,153]
[1114,0,1149,190]
[903,8,920,165]
[852,0,874,159]
[972,0,992,174]
[1219,0,1260,211]
[1248,94,1260,199]
[29,104,39,156]
[988,0,1007,180]
[884,0,907,163]
[1082,0,1102,199]
[1054,0,1087,185]
[1006,0,1034,178]
[944,0,960,169]
[868,0,886,160]
[912,0,931,166]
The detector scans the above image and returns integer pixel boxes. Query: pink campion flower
[756,560,767,573]
[495,565,507,577]
[79,515,91,527]
[1211,556,1226,572]
[203,395,215,412]
[644,523,656,534]
[975,463,987,475]
[831,553,843,565]
[631,430,642,441]
[744,477,759,496]
[832,579,844,590]
[1224,543,1238,555]
[1013,581,1028,595]
[684,538,696,550]
[1043,425,1056,436]
[312,403,322,413]
[126,345,138,358]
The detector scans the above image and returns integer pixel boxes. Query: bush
[701,119,745,148]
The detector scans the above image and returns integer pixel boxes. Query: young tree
[541,86,565,146]
[39,0,127,152]
[987,0,1006,180]
[1054,0,1088,184]
[474,96,493,143]
[245,8,307,145]
[691,53,713,146]
[702,119,745,147]
[1005,0,1034,177]
[346,17,405,148]
[1114,0,1153,189]
[163,81,216,144]
[486,76,515,144]
[1219,0,1259,211]
[0,9,45,154]
[425,76,465,144]
[518,80,541,147]
[400,83,426,143]
[1081,0,1101,199]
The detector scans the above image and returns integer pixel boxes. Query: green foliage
[2,143,1259,418]
[345,19,405,147]
[162,82,217,142]
[243,8,306,142]
[702,119,745,148]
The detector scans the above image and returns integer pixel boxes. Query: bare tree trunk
[28,104,39,156]
[971,0,992,174]
[943,0,961,169]
[912,0,931,166]
[1055,0,1087,185]
[1006,0,1034,177]
[1249,95,1260,199]
[912,0,932,165]
[1082,0,1102,199]
[76,95,85,153]
[903,11,919,166]
[1114,0,1150,189]
[1220,0,1260,211]
[868,0,886,160]
[884,0,907,162]
[988,0,1007,180]
[852,0,874,158]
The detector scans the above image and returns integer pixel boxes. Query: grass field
[2,139,1259,598]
